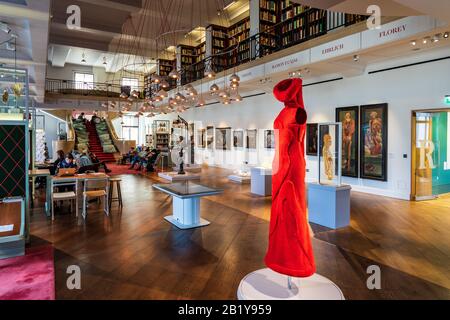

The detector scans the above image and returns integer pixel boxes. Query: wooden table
[52,173,110,217]
[29,169,51,217]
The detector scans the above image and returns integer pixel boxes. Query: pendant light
[175,92,186,102]
[160,80,169,89]
[158,89,168,98]
[235,94,243,102]
[205,70,216,79]
[210,84,219,94]
[102,57,107,65]
[169,69,180,79]
[197,96,206,107]
[151,74,161,84]
[229,73,240,83]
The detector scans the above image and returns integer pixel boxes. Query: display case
[317,123,342,186]
[0,67,29,120]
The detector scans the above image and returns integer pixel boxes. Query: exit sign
[445,95,450,105]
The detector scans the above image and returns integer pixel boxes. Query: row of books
[260,0,277,12]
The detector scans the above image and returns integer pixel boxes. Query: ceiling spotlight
[353,54,360,62]
[0,74,4,78]
[432,34,441,43]
[131,90,139,98]
[229,73,240,83]
[169,69,180,79]
[444,32,449,39]
[119,92,128,99]
[423,37,430,44]
[410,40,417,46]
[81,52,87,63]
[205,70,216,79]
[103,57,107,65]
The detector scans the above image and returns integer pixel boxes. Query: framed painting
[197,129,206,148]
[264,130,275,149]
[246,129,257,150]
[336,106,359,178]
[215,127,232,150]
[233,130,244,148]
[306,124,318,156]
[360,103,388,181]
[206,126,214,150]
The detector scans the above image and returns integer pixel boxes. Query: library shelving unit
[207,24,229,73]
[307,7,327,40]
[259,0,278,57]
[280,0,309,48]
[158,58,177,90]
[193,42,206,81]
[228,17,251,66]
[144,74,152,99]
[178,45,196,85]
[154,120,171,150]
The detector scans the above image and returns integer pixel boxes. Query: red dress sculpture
[264,78,316,278]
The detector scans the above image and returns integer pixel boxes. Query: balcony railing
[45,79,125,98]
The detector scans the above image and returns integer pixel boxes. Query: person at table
[58,153,77,170]
[52,150,65,175]
[77,151,94,174]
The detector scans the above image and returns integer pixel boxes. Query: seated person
[145,149,160,172]
[77,151,95,174]
[121,147,135,164]
[135,147,151,171]
[59,153,77,169]
[129,148,149,170]
[90,152,112,174]
[77,112,86,122]
[52,150,65,175]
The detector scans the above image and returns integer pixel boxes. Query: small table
[153,182,223,229]
[29,169,51,217]
[158,171,201,182]
[251,167,272,196]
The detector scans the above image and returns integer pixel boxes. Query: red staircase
[85,122,116,163]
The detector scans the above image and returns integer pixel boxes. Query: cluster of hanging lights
[209,71,242,105]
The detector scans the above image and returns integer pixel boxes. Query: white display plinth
[164,197,210,229]
[237,268,345,300]
[228,175,251,184]
[158,172,201,182]
[307,183,351,229]
[251,167,272,196]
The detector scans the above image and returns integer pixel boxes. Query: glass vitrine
[318,123,342,186]
[0,67,29,120]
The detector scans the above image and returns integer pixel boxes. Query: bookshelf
[259,0,278,56]
[228,17,251,65]
[208,24,229,72]
[158,58,177,90]
[194,42,206,81]
[178,45,196,85]
[307,8,327,40]
[345,14,368,26]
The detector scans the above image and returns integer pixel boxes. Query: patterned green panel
[0,123,26,198]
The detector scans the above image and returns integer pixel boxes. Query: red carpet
[85,122,116,163]
[108,163,145,176]
[0,246,55,300]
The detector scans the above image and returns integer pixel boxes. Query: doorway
[411,109,450,200]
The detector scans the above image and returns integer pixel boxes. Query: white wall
[150,48,450,200]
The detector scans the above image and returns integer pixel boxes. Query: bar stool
[109,178,123,209]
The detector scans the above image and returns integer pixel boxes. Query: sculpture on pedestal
[264,78,316,278]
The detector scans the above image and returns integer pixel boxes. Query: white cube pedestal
[307,183,352,229]
[251,167,272,196]
[164,197,210,229]
[158,172,201,182]
[237,268,345,300]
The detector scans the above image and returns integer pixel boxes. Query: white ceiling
[0,0,51,103]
